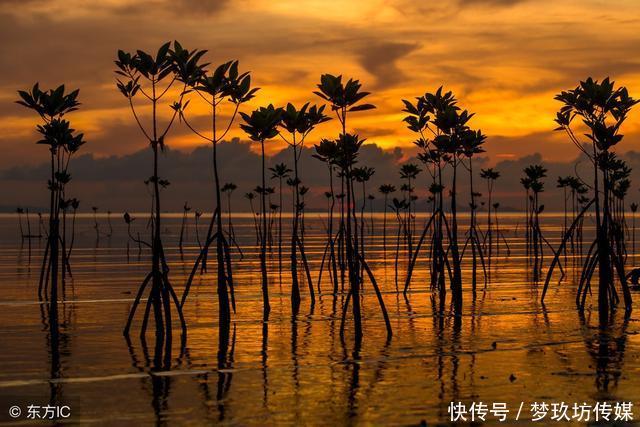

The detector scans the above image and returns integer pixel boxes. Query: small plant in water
[378,184,396,259]
[17,83,86,342]
[175,56,256,341]
[269,163,292,278]
[115,41,204,346]
[279,103,329,310]
[240,104,284,320]
[545,77,637,324]
[314,74,391,344]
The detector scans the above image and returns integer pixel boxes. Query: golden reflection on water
[0,213,639,425]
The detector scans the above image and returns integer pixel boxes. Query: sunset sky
[1,0,640,171]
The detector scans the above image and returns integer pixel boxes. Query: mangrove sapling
[378,184,396,259]
[523,170,539,263]
[460,130,488,293]
[16,207,32,261]
[402,87,478,316]
[576,195,589,256]
[335,134,393,341]
[399,163,421,262]
[221,185,235,239]
[28,209,39,257]
[405,148,446,298]
[607,158,630,226]
[492,203,511,256]
[124,213,133,260]
[106,210,114,238]
[522,174,568,281]
[256,186,276,251]
[492,202,500,256]
[520,177,533,260]
[269,163,292,278]
[402,93,450,300]
[26,210,40,236]
[390,198,410,290]
[260,186,276,251]
[480,168,500,270]
[279,103,329,310]
[245,192,260,245]
[367,194,375,237]
[565,177,579,257]
[313,139,341,294]
[608,159,631,262]
[252,187,266,247]
[315,75,375,297]
[353,166,375,279]
[314,74,391,341]
[572,179,589,258]
[16,207,25,239]
[409,193,418,222]
[557,176,572,265]
[336,189,346,289]
[115,41,204,344]
[179,202,191,253]
[59,199,72,284]
[176,58,257,330]
[269,202,279,255]
[617,194,630,263]
[91,206,100,243]
[443,131,470,305]
[124,212,146,260]
[17,83,85,341]
[398,185,411,243]
[544,77,637,324]
[299,186,309,244]
[522,165,547,281]
[221,183,243,258]
[240,105,284,320]
[66,199,79,265]
[315,191,335,293]
[194,211,203,250]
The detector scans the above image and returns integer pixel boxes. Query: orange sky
[1,0,640,167]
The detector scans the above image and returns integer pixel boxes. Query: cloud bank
[5,138,640,213]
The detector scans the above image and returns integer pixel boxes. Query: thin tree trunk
[260,140,270,319]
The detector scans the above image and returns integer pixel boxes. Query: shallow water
[1,212,640,425]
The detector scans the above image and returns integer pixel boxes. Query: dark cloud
[174,0,230,15]
[484,131,574,163]
[0,11,157,95]
[0,0,46,7]
[0,134,46,170]
[0,139,411,212]
[357,41,420,89]
[114,0,230,17]
[5,136,640,214]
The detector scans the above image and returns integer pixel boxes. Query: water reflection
[344,340,361,419]
[39,298,73,411]
[262,319,269,409]
[217,324,236,421]
[1,213,640,425]
[578,311,629,393]
[125,330,181,424]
